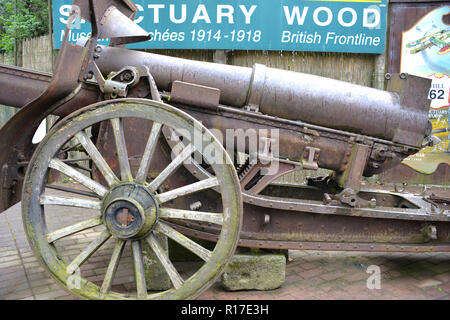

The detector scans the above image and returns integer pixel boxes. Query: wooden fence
[22,35,54,73]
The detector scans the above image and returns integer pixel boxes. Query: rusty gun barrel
[95,46,431,148]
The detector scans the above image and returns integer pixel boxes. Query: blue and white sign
[52,0,388,53]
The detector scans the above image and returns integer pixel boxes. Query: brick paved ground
[1,188,449,300]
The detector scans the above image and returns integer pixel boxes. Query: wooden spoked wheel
[22,99,242,299]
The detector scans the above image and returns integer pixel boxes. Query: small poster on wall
[399,6,450,176]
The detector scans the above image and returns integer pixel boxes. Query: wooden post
[373,54,386,90]
[47,0,57,132]
[213,50,228,64]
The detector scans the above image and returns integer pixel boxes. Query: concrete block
[221,253,286,291]
[142,232,171,291]
[168,237,216,262]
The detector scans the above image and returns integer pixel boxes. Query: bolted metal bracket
[103,66,139,99]
[239,137,301,194]
[336,143,370,193]
[302,146,320,170]
[88,60,161,102]
[421,224,438,241]
[170,81,220,110]
[324,188,376,208]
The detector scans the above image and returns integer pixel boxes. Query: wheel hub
[102,183,158,239]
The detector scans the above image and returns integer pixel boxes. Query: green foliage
[0,0,49,53]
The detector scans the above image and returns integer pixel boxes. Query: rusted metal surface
[168,104,423,190]
[171,81,220,111]
[91,112,443,252]
[164,190,450,252]
[0,65,51,108]
[0,1,448,302]
[0,40,89,211]
[94,102,448,253]
[0,64,100,116]
[169,223,450,253]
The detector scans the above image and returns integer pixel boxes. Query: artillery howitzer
[0,0,448,300]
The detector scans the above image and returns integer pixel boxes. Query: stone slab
[221,253,286,291]
[142,232,171,291]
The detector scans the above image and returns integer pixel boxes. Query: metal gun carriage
[0,0,448,300]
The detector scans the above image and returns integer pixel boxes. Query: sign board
[52,0,387,53]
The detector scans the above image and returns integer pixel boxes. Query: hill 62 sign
[52,0,387,53]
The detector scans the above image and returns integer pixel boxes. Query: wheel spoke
[67,163,92,173]
[135,122,163,184]
[23,100,244,301]
[156,177,219,204]
[66,230,111,274]
[49,158,107,197]
[75,131,119,186]
[45,184,99,198]
[99,239,126,297]
[110,118,133,182]
[159,208,223,225]
[57,142,82,156]
[40,195,102,210]
[155,222,212,262]
[147,143,196,192]
[131,240,147,299]
[45,216,103,243]
[145,234,184,290]
[61,158,91,163]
